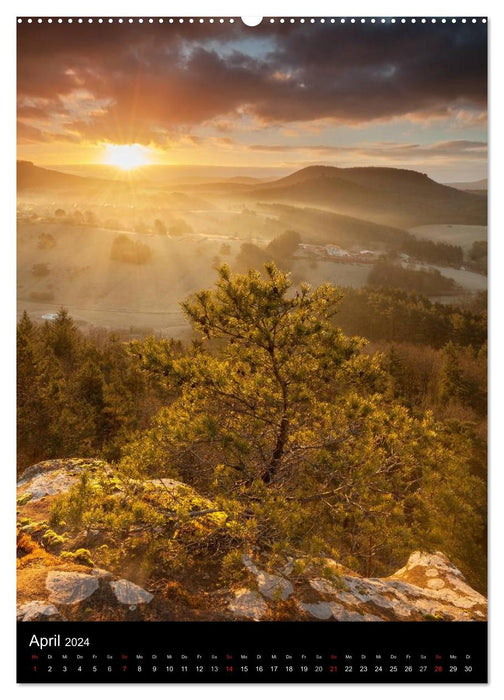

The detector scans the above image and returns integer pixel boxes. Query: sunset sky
[17,19,487,182]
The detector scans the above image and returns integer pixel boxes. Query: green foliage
[169,218,193,236]
[18,264,487,592]
[61,549,95,567]
[402,237,463,267]
[17,310,166,472]
[19,519,49,536]
[17,517,67,551]
[467,240,487,273]
[265,230,301,262]
[41,529,66,550]
[379,341,486,422]
[48,463,237,583]
[17,492,33,506]
[110,235,151,264]
[37,232,56,250]
[336,286,486,348]
[120,264,486,587]
[220,550,249,582]
[133,263,364,485]
[368,262,459,296]
[235,230,301,272]
[153,219,167,235]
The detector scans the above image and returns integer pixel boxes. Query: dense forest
[367,262,460,296]
[337,286,487,348]
[17,264,487,592]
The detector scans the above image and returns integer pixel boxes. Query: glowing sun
[103,143,150,170]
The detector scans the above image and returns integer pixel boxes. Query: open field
[17,222,241,336]
[18,220,372,336]
[18,217,488,337]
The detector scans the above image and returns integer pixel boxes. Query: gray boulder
[46,571,100,604]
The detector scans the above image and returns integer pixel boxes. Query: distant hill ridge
[17,161,486,227]
[251,164,473,195]
[447,178,487,191]
[17,160,109,190]
[265,164,432,186]
[248,165,487,227]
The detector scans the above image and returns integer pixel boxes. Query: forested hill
[17,161,105,190]
[248,165,487,227]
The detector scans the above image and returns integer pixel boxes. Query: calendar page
[16,15,488,684]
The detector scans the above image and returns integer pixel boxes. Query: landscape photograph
[16,18,487,623]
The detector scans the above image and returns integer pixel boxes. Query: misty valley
[17,161,487,339]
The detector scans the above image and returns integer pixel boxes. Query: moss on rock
[61,548,94,567]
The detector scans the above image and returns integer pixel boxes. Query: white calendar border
[2,1,502,698]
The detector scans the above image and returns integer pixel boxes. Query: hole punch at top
[241,16,263,27]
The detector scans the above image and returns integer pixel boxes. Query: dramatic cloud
[17,21,487,146]
[247,139,487,159]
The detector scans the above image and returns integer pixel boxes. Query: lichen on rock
[110,579,153,605]
[46,570,100,604]
[16,458,487,623]
[229,589,268,620]
[17,600,62,622]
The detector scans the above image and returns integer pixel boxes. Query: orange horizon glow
[16,21,487,182]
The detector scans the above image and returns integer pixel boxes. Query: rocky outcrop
[17,565,154,622]
[110,579,154,605]
[16,459,221,622]
[46,570,100,604]
[230,551,487,621]
[242,554,295,601]
[17,458,109,502]
[229,589,268,621]
[17,458,487,622]
[17,600,62,622]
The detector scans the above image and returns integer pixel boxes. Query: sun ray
[102,143,151,170]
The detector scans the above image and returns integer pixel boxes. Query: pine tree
[121,264,485,581]
[131,263,363,486]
